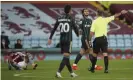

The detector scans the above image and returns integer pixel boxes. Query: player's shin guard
[58,57,66,73]
[74,53,82,64]
[104,56,108,70]
[66,57,73,73]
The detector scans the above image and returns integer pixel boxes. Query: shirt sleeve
[90,20,95,32]
[104,16,115,23]
[72,18,79,37]
[49,19,59,39]
[79,20,83,31]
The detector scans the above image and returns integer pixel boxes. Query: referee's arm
[105,10,128,23]
[89,20,95,42]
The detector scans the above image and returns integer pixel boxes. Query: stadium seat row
[9,34,133,48]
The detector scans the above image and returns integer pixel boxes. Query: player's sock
[91,56,97,70]
[66,57,73,73]
[89,54,93,64]
[58,57,66,73]
[104,56,108,70]
[74,53,82,64]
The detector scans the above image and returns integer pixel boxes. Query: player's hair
[81,8,88,17]
[17,39,21,42]
[97,9,104,16]
[64,4,71,14]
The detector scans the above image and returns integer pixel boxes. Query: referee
[89,9,127,73]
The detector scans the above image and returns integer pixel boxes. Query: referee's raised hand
[121,10,128,14]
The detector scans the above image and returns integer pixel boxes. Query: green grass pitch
[1,59,133,80]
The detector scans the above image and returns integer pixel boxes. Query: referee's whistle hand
[48,39,52,45]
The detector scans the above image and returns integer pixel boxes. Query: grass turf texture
[1,59,133,80]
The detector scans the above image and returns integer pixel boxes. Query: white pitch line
[14,71,55,76]
[14,73,32,76]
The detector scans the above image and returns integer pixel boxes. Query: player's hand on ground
[48,39,52,45]
[121,10,128,14]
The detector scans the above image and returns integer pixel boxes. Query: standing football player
[72,8,102,70]
[48,5,79,78]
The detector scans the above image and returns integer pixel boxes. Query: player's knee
[80,49,85,55]
[63,53,70,57]
[103,53,108,56]
[89,48,93,54]
[80,51,85,55]
[92,53,97,57]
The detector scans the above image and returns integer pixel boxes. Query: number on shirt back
[59,23,70,33]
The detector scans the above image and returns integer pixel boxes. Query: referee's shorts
[93,36,108,54]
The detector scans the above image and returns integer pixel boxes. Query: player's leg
[7,59,12,70]
[17,61,27,70]
[28,58,38,70]
[63,53,77,77]
[56,41,77,78]
[87,47,103,70]
[101,37,109,73]
[10,62,21,70]
[56,42,66,78]
[89,53,98,73]
[82,40,98,69]
[56,54,66,78]
[84,43,94,67]
[89,39,100,73]
[65,41,77,77]
[72,48,85,70]
[56,53,73,78]
[103,53,108,73]
[8,58,21,70]
[72,40,87,70]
